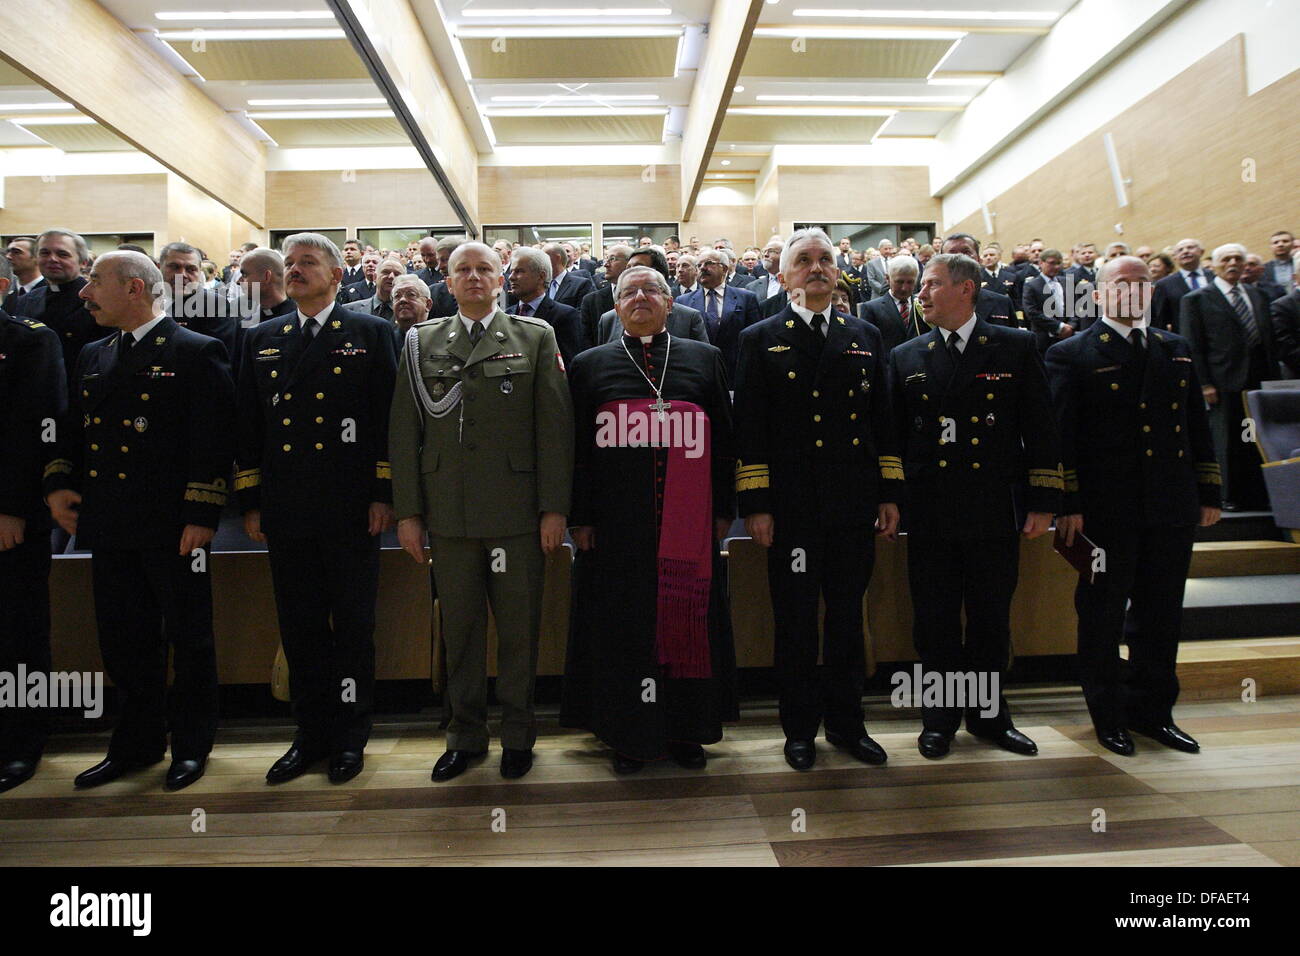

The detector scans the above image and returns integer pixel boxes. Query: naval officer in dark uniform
[236,233,397,785]
[44,251,234,791]
[0,258,66,793]
[1048,256,1221,756]
[733,227,903,771]
[888,253,1062,759]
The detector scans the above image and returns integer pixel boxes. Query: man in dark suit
[1263,230,1295,292]
[834,236,854,271]
[16,230,100,403]
[338,252,379,305]
[734,227,902,771]
[1150,238,1214,331]
[1048,255,1221,758]
[506,247,585,369]
[45,251,234,791]
[543,243,595,309]
[941,235,1016,328]
[677,248,763,381]
[1065,243,1098,287]
[160,242,239,369]
[1008,243,1037,281]
[1023,248,1082,354]
[888,253,1062,759]
[1180,243,1279,510]
[594,247,708,346]
[1244,254,1286,304]
[415,236,443,287]
[339,240,366,289]
[343,256,405,322]
[578,244,632,350]
[676,254,700,298]
[3,236,45,314]
[0,258,66,793]
[980,243,1023,312]
[236,233,397,786]
[1271,278,1300,377]
[236,248,297,324]
[858,253,922,354]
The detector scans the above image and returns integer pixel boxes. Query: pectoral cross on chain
[650,395,671,422]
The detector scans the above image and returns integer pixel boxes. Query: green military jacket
[389,307,574,538]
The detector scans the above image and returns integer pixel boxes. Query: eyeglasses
[617,286,665,302]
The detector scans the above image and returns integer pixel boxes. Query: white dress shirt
[938,314,978,353]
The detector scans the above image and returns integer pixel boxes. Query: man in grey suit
[863,239,896,298]
[343,256,404,322]
[1180,242,1279,510]
[594,246,707,345]
[857,254,922,354]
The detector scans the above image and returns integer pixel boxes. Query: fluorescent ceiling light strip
[0,102,74,111]
[13,116,98,126]
[155,10,336,20]
[247,98,388,106]
[156,28,344,40]
[485,106,668,116]
[247,109,394,119]
[927,76,993,86]
[756,94,965,103]
[791,8,1058,21]
[727,106,895,117]
[462,7,673,15]
[489,94,660,102]
[753,27,965,40]
[455,25,680,37]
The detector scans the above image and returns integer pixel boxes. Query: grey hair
[238,247,283,279]
[38,228,91,264]
[1211,242,1247,263]
[392,273,431,299]
[887,254,919,278]
[542,241,570,266]
[615,264,671,299]
[377,256,407,274]
[159,241,203,262]
[1105,241,1130,255]
[436,236,464,253]
[605,243,634,261]
[510,246,553,283]
[779,227,835,274]
[98,250,164,292]
[928,253,982,302]
[676,253,698,267]
[281,232,342,270]
[447,241,502,277]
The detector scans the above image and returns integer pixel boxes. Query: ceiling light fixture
[246,109,394,119]
[462,7,673,15]
[12,116,98,126]
[733,85,745,93]
[0,102,74,111]
[247,97,387,106]
[756,94,966,103]
[155,10,335,20]
[455,25,679,37]
[489,94,660,102]
[753,26,965,40]
[721,159,731,165]
[792,8,1058,21]
[156,28,345,40]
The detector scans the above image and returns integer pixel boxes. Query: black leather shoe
[783,739,816,771]
[0,758,38,793]
[1131,723,1199,753]
[1096,728,1135,756]
[500,748,533,779]
[974,727,1038,756]
[918,730,952,759]
[669,742,707,770]
[612,753,645,774]
[328,751,364,784]
[266,746,326,784]
[74,756,157,789]
[165,757,207,791]
[826,731,888,765]
[431,749,485,782]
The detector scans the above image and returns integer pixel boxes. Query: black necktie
[302,318,316,344]
[810,313,826,337]
[1130,328,1145,356]
[947,331,963,363]
[469,321,484,346]
[118,332,135,362]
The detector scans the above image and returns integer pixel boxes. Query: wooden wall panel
[478,165,681,234]
[948,39,1300,256]
[778,165,940,227]
[754,169,781,243]
[682,204,756,250]
[165,174,239,263]
[266,169,461,233]
[0,174,168,244]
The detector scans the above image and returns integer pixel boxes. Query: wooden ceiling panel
[255,116,410,147]
[741,37,953,79]
[164,39,370,81]
[719,113,886,144]
[461,37,678,80]
[490,113,665,144]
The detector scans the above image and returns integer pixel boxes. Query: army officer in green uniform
[390,241,573,782]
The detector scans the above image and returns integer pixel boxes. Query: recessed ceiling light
[757,94,965,103]
[13,116,97,126]
[0,102,74,111]
[456,25,679,37]
[792,8,1058,21]
[462,7,673,15]
[733,85,745,93]
[156,28,344,40]
[246,109,394,119]
[721,159,731,166]
[155,10,336,20]
[247,98,387,106]
[489,94,660,102]
[754,26,965,40]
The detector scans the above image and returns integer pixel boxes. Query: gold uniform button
[271,370,278,378]
[1140,402,1147,409]
[1143,425,1151,433]
[812,390,819,398]
[283,393,292,401]
[82,390,88,397]
[1171,402,1179,410]
[850,413,857,421]
[971,438,979,446]
[972,462,980,469]
[852,438,860,446]
[315,443,324,450]
[90,444,99,451]
[1178,450,1184,457]
[815,439,823,448]
[922,393,928,401]
[970,416,979,424]
[813,414,822,423]
[1111,383,1120,391]
[117,473,126,480]
[939,459,948,468]
[315,416,324,424]
[848,389,855,396]
[283,418,291,426]
[1175,425,1181,433]
[120,445,128,453]
[88,470,97,477]
[1146,449,1153,456]
[94,417,102,424]
[140,393,149,401]
[333,367,342,375]
[986,393,994,400]
[1180,380,1187,387]
[283,444,291,452]
[788,371,796,380]
[315,392,323,400]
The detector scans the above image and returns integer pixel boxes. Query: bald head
[1094,255,1152,324]
[80,251,165,328]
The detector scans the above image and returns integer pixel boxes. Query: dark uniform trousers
[432,533,545,753]
[1074,522,1194,729]
[768,525,874,741]
[0,539,52,760]
[92,548,218,762]
[907,532,1016,735]
[266,532,379,753]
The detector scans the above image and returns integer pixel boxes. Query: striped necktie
[1229,285,1260,347]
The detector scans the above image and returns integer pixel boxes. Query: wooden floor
[2,691,1298,867]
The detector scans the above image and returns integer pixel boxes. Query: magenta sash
[596,398,713,678]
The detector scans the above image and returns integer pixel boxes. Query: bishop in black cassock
[560,267,738,772]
